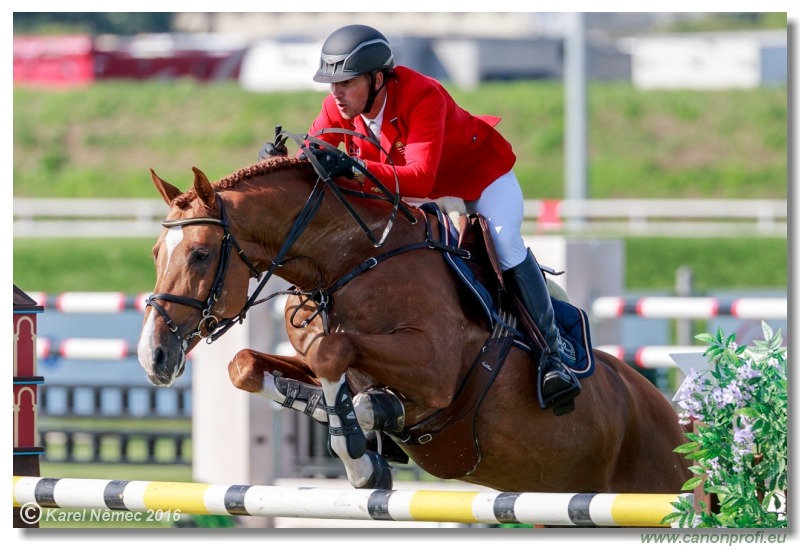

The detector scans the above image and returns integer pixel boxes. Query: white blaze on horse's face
[136,225,187,387]
[164,226,184,276]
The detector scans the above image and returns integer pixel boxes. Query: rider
[258,24,580,414]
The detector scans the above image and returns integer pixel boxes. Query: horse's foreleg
[227,349,328,422]
[319,374,365,459]
[313,330,458,414]
[318,374,393,489]
[228,349,400,430]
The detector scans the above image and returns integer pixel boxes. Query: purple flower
[737,360,761,381]
[676,369,707,423]
[734,422,754,446]
[731,417,755,473]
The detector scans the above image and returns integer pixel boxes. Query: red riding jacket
[307,66,516,201]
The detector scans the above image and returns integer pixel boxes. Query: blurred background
[12,12,789,528]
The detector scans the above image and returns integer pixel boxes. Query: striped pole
[593,296,786,320]
[36,338,198,361]
[26,292,787,319]
[13,477,686,527]
[35,339,712,368]
[598,345,708,368]
[27,292,149,313]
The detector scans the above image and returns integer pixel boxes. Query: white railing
[522,198,787,237]
[13,198,787,238]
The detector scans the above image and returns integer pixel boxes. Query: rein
[282,127,417,247]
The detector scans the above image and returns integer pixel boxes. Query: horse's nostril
[153,346,167,368]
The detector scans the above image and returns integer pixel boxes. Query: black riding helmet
[314,25,394,113]
[314,24,394,83]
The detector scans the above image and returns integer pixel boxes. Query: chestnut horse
[137,157,690,494]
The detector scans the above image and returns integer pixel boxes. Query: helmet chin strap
[363,70,388,115]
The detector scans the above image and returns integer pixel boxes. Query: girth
[395,330,515,479]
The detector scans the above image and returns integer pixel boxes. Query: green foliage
[13,81,787,200]
[665,323,787,528]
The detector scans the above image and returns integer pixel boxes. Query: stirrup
[365,431,409,464]
[537,354,581,416]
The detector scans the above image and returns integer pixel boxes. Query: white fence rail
[13,198,787,238]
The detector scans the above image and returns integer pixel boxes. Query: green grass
[13,80,787,201]
[624,237,787,292]
[14,238,156,292]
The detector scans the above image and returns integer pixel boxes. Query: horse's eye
[192,248,210,263]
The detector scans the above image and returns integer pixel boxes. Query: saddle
[391,202,595,479]
[425,202,595,377]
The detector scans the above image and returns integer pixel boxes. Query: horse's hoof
[363,451,393,490]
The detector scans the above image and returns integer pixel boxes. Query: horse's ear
[191,167,216,210]
[150,169,182,205]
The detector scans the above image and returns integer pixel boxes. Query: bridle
[144,196,260,351]
[144,128,423,349]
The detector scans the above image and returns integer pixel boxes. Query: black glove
[310,147,354,179]
[257,138,288,161]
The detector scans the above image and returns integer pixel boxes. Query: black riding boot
[504,249,581,415]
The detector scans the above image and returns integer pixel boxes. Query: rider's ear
[373,71,384,92]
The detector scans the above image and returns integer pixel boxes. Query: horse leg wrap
[325,384,366,459]
[360,388,405,432]
[274,375,325,419]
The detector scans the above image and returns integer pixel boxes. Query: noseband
[145,196,260,350]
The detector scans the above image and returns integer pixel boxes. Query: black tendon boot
[504,249,581,415]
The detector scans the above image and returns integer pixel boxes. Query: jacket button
[472,135,477,142]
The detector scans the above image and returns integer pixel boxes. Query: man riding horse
[259,24,580,414]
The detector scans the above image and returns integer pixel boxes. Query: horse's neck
[291,203,416,289]
[236,178,417,290]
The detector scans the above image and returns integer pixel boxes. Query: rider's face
[330,74,371,120]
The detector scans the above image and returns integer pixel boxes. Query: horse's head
[137,167,257,386]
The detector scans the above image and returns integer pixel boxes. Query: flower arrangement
[665,322,787,528]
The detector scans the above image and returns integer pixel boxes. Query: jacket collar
[373,77,399,162]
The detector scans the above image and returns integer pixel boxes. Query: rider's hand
[310,147,354,179]
[257,137,288,161]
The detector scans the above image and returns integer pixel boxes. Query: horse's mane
[173,156,313,209]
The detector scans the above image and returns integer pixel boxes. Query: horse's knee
[314,333,356,380]
[227,349,263,393]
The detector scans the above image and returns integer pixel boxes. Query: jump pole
[13,476,687,527]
